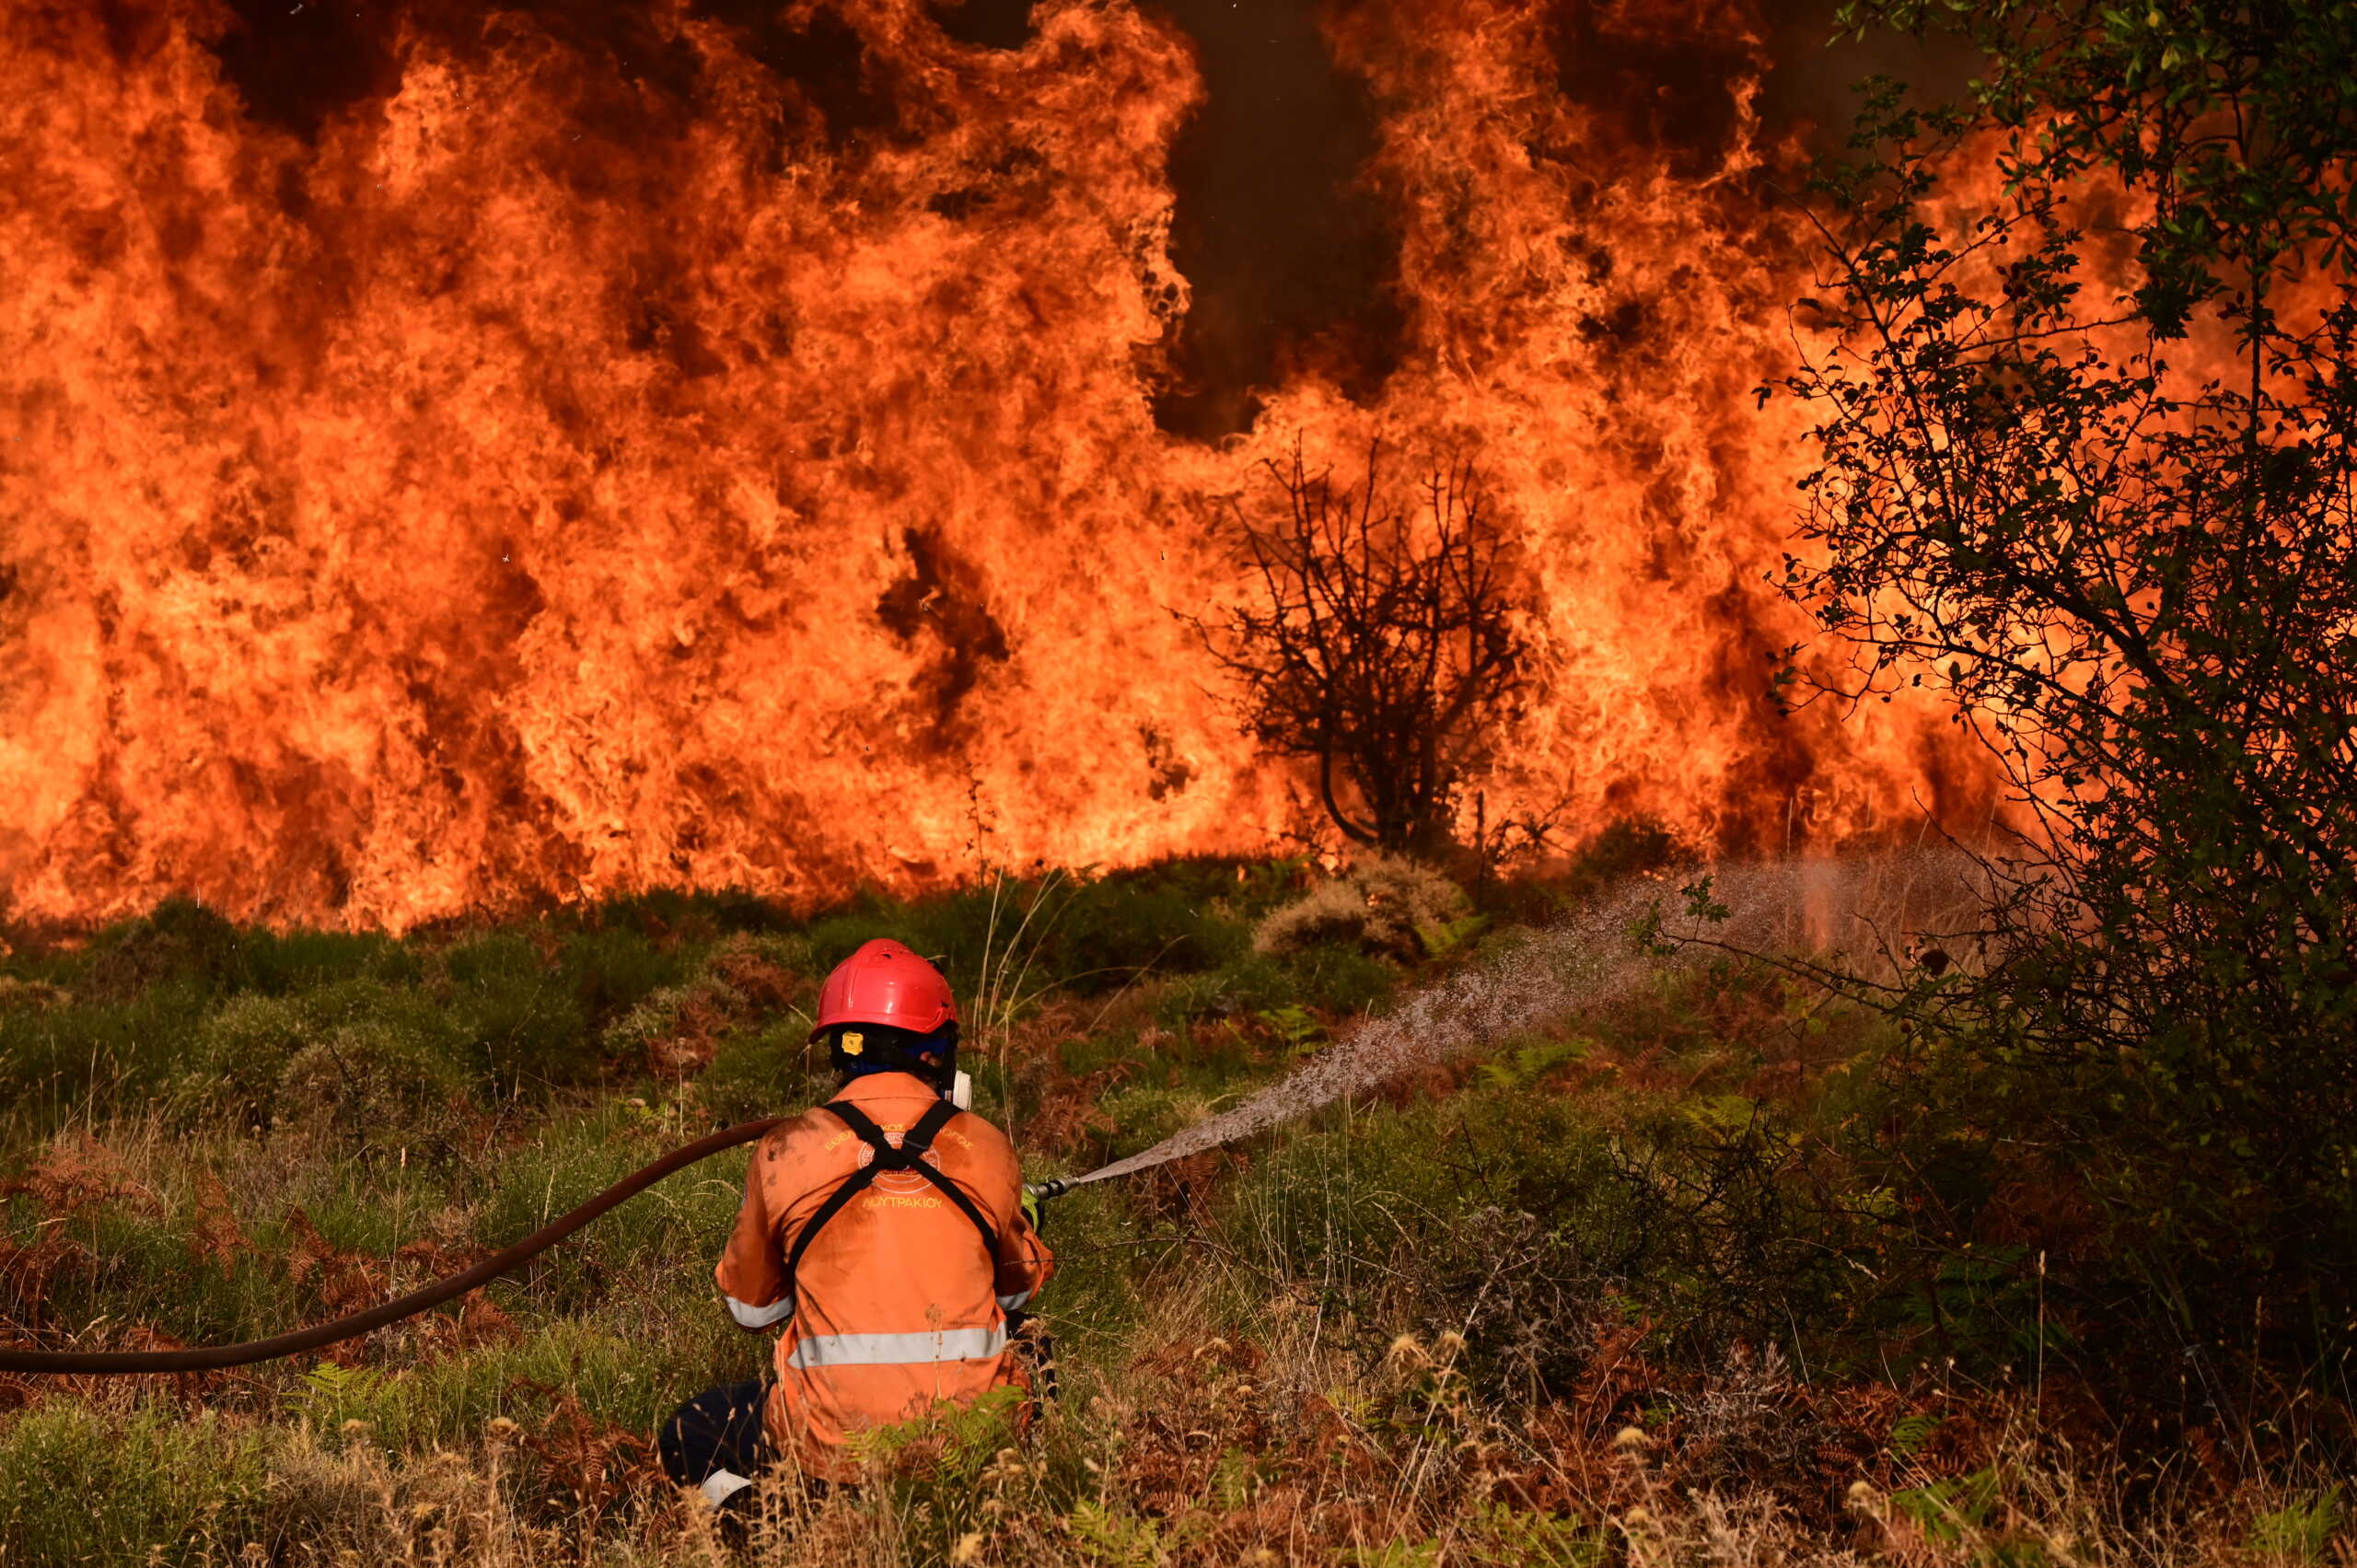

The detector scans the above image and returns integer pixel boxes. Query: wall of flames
[0,0,1981,930]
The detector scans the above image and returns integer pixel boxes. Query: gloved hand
[1020,1187,1043,1234]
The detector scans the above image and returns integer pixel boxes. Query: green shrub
[554,923,691,1024]
[1219,1081,1869,1391]
[802,889,925,976]
[2247,1489,2343,1563]
[437,932,596,1095]
[279,1017,471,1150]
[1094,1084,1221,1163]
[1281,942,1395,1015]
[0,976,215,1120]
[231,925,419,995]
[166,977,485,1132]
[70,898,244,999]
[1150,943,1392,1033]
[177,991,314,1122]
[804,863,1257,1008]
[1044,867,1254,990]
[700,1019,824,1124]
[0,1401,277,1564]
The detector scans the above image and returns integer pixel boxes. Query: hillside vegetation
[0,852,2344,1564]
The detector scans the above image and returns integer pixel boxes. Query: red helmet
[808,939,958,1041]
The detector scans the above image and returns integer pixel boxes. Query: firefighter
[656,938,1055,1513]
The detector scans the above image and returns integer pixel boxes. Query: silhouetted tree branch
[1773,0,2357,1338]
[1183,440,1529,854]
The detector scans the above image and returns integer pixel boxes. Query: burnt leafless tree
[1186,441,1530,854]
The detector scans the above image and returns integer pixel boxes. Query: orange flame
[0,0,1983,930]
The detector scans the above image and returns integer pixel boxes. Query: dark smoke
[1143,0,1402,440]
[938,1,1404,439]
[209,0,398,140]
[1755,0,1986,146]
[193,0,1976,445]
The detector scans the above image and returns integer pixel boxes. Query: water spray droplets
[1065,853,1980,1189]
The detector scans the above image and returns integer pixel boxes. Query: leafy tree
[1775,0,2357,1339]
[1185,442,1529,854]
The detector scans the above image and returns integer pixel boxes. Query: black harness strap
[784,1099,1000,1293]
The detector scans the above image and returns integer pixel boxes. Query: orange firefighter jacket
[714,1070,1055,1481]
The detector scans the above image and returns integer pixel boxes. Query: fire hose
[0,1118,1117,1375]
[0,1029,1392,1375]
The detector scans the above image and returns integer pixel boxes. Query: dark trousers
[657,1381,777,1512]
[659,1343,1058,1511]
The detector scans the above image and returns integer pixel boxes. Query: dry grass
[9,1288,2329,1567]
[0,881,2348,1564]
[1252,855,1472,961]
[0,1126,2344,1565]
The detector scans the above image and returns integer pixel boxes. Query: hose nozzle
[1024,1177,1073,1203]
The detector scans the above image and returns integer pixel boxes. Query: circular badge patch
[855,1131,943,1195]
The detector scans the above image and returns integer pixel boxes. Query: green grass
[0,1401,281,1563]
[0,857,2340,1564]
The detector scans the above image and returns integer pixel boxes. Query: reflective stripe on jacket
[714,1071,1054,1481]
